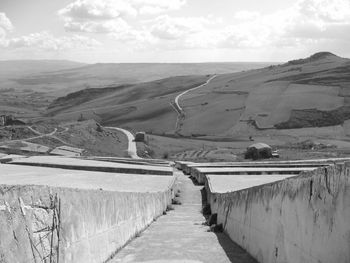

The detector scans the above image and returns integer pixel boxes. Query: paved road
[174,75,217,113]
[106,127,141,159]
[110,170,257,263]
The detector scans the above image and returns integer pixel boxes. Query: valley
[1,53,350,161]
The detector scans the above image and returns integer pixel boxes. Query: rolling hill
[0,61,272,119]
[47,52,350,141]
[1,61,271,95]
[0,60,87,76]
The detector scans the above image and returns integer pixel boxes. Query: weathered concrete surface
[0,154,24,163]
[183,162,330,175]
[214,164,350,263]
[9,156,173,175]
[0,164,175,192]
[50,146,85,157]
[0,161,175,263]
[110,170,257,263]
[192,167,316,184]
[206,174,298,193]
[81,156,172,166]
[176,158,350,176]
[204,174,298,214]
[0,183,174,263]
[0,141,50,154]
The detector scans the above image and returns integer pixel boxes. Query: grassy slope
[6,53,350,161]
[0,120,129,157]
[178,52,350,136]
[44,53,350,161]
[49,75,210,133]
[47,53,350,138]
[0,61,271,122]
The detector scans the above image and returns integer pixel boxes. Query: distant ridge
[0,60,87,75]
[286,51,339,66]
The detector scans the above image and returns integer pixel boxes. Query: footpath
[110,169,257,263]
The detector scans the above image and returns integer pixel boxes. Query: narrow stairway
[110,169,257,263]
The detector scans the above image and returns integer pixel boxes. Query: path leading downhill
[106,127,141,159]
[110,169,257,263]
[173,75,217,132]
[174,75,217,113]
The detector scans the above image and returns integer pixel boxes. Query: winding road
[107,78,221,160]
[174,74,217,113]
[106,127,141,159]
[173,74,217,132]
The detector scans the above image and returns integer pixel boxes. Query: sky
[0,0,350,63]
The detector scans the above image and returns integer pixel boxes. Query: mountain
[47,52,350,139]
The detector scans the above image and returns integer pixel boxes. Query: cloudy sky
[1,0,350,63]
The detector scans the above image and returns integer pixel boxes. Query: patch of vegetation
[267,64,350,86]
[285,52,336,66]
[275,106,350,129]
[47,84,131,113]
[172,199,182,205]
[284,140,336,150]
[166,205,174,211]
[202,204,211,216]
[162,151,169,159]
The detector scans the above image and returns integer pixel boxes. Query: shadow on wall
[215,232,257,263]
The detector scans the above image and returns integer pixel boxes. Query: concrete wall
[0,184,173,263]
[214,163,350,263]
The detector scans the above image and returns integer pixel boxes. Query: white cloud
[0,13,13,46]
[216,0,350,50]
[110,29,156,50]
[0,11,100,52]
[149,15,211,40]
[0,12,13,32]
[64,18,130,33]
[285,0,350,41]
[135,0,186,15]
[143,0,350,51]
[6,31,101,51]
[58,0,188,36]
[58,0,137,20]
[297,0,350,22]
[234,11,260,21]
[56,0,350,54]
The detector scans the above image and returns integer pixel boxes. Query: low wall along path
[1,156,350,263]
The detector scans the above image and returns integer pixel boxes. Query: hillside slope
[178,52,350,136]
[0,61,270,120]
[47,52,350,139]
[48,75,210,133]
[9,62,271,96]
[0,60,86,76]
